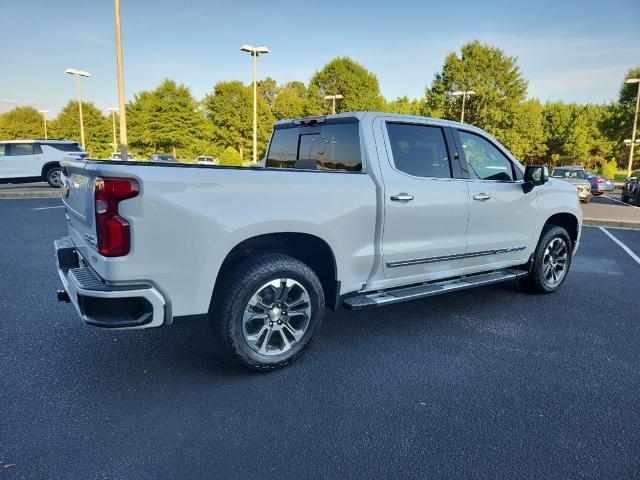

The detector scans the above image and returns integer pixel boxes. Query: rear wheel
[211,254,325,371]
[45,166,63,188]
[592,191,603,196]
[621,192,630,203]
[520,225,573,294]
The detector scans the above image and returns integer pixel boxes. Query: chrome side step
[342,269,528,310]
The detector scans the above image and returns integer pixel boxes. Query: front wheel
[211,254,325,371]
[592,191,603,196]
[520,226,573,294]
[45,166,63,188]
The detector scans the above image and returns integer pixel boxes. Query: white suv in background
[0,140,87,188]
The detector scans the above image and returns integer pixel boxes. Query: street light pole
[38,110,50,140]
[114,0,128,160]
[241,44,270,164]
[324,94,344,115]
[450,90,476,123]
[65,68,91,149]
[625,78,640,178]
[107,108,118,152]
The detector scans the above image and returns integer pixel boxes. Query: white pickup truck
[55,112,582,370]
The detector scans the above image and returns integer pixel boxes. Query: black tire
[520,225,573,294]
[210,254,325,371]
[45,166,63,188]
[621,193,630,203]
[592,191,603,196]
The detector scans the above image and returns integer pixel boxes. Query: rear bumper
[54,237,166,329]
[592,184,615,192]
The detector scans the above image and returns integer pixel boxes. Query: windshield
[551,168,586,179]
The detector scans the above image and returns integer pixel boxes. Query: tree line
[0,40,637,174]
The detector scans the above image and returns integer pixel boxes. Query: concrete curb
[583,218,640,230]
[0,190,61,199]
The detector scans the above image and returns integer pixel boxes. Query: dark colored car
[585,172,615,196]
[622,170,640,205]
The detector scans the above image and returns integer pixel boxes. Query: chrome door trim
[386,246,526,268]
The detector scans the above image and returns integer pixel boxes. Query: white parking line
[599,227,640,265]
[33,205,65,210]
[598,195,640,210]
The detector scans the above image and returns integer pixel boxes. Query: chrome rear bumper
[54,237,166,329]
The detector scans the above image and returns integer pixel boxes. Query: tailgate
[61,160,97,257]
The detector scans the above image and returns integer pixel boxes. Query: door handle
[390,193,414,202]
[473,193,491,201]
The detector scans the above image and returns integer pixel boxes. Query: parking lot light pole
[38,110,50,140]
[114,0,128,160]
[324,94,343,115]
[240,44,270,164]
[65,68,91,149]
[107,107,118,153]
[625,78,640,178]
[450,90,476,123]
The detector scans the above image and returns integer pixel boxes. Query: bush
[598,159,618,179]
[218,147,242,166]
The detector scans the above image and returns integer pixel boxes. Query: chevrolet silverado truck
[55,112,582,370]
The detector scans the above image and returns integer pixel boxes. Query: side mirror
[523,165,549,193]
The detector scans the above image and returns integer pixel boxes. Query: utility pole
[114,0,128,159]
[450,90,476,123]
[324,94,344,115]
[65,69,91,149]
[241,44,270,164]
[38,110,50,140]
[625,78,640,178]
[107,107,118,153]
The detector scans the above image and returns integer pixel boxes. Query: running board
[343,269,528,310]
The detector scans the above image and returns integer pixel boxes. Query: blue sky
[1,0,638,114]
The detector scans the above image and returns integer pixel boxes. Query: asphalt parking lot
[1,197,639,479]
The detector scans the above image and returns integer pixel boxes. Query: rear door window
[267,122,362,172]
[385,123,452,178]
[6,143,34,156]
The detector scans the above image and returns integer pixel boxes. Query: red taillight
[595,179,605,184]
[94,177,139,257]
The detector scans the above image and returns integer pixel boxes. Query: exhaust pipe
[57,289,71,303]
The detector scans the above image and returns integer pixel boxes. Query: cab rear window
[266,122,362,172]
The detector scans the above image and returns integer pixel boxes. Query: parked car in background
[585,172,614,196]
[150,154,177,163]
[551,166,592,203]
[109,152,135,161]
[0,140,87,188]
[622,170,640,205]
[197,156,218,166]
[55,112,582,371]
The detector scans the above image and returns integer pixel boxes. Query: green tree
[605,66,640,169]
[385,96,421,115]
[309,57,385,113]
[126,79,210,161]
[203,80,274,161]
[499,99,547,164]
[218,146,243,166]
[421,41,528,145]
[49,101,112,158]
[257,76,279,108]
[0,106,44,139]
[272,81,308,120]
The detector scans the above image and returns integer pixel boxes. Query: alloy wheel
[542,237,569,287]
[242,278,312,356]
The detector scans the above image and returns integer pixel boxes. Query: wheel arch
[213,232,340,310]
[543,212,579,246]
[41,161,61,179]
